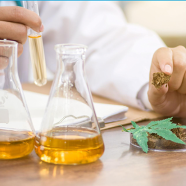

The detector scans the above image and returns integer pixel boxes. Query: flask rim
[0,40,18,47]
[55,43,87,54]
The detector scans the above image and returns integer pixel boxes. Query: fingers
[169,46,186,92]
[148,82,169,106]
[0,56,9,70]
[151,46,186,93]
[18,43,23,57]
[0,6,42,32]
[149,47,173,105]
[0,6,44,59]
[149,46,186,108]
[178,72,186,94]
[0,21,27,44]
[0,46,13,58]
[0,43,23,70]
[175,47,186,94]
[0,42,23,60]
[0,21,26,57]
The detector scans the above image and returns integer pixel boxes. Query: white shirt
[2,1,165,110]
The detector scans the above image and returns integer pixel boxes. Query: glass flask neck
[0,40,18,68]
[55,44,87,74]
[55,44,87,55]
[0,40,19,89]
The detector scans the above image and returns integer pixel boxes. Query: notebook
[24,91,128,131]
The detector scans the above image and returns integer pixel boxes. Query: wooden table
[1,82,186,186]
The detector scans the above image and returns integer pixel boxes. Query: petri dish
[130,132,186,152]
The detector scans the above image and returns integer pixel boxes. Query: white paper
[0,109,9,124]
[24,91,128,131]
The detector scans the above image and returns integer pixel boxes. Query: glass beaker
[0,40,35,159]
[35,44,104,165]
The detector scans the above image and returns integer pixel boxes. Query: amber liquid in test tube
[28,35,47,86]
[23,1,47,86]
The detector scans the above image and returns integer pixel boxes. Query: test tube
[23,1,47,86]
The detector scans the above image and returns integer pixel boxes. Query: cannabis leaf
[121,117,186,153]
[147,129,185,145]
[133,130,148,153]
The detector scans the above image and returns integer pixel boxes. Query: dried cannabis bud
[152,72,171,88]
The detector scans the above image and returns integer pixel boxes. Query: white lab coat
[3,1,166,109]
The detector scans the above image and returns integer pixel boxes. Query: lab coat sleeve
[38,1,165,109]
[137,83,153,110]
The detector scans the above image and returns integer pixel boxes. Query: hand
[148,46,186,117]
[0,6,43,57]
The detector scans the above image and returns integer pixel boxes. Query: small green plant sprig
[121,117,186,153]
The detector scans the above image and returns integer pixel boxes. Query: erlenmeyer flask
[35,44,104,165]
[0,40,35,159]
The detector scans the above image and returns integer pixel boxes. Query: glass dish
[130,133,186,152]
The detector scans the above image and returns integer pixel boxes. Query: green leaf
[147,129,185,145]
[146,117,173,128]
[146,120,159,128]
[129,128,138,134]
[133,131,148,153]
[120,125,128,132]
[151,122,179,130]
[131,121,140,129]
[178,125,186,129]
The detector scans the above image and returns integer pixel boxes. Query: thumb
[148,82,168,107]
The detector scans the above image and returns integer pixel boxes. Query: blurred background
[118,1,186,47]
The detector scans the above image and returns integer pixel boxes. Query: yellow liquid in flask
[28,35,47,86]
[0,129,35,159]
[35,127,104,165]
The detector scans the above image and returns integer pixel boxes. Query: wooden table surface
[1,82,186,186]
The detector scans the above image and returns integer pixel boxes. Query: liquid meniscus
[28,35,47,86]
[35,127,104,165]
[0,129,35,159]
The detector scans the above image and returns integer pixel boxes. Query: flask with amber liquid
[35,44,104,164]
[0,40,35,159]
